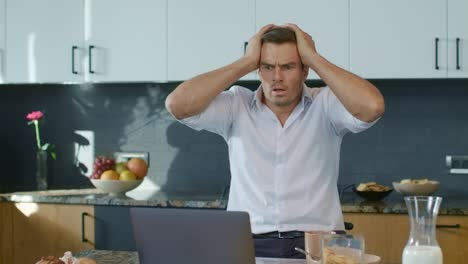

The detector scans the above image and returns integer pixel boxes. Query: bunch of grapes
[91,156,116,179]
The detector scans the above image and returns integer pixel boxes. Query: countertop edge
[2,189,468,215]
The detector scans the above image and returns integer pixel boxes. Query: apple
[119,170,137,181]
[100,170,119,180]
[115,162,128,174]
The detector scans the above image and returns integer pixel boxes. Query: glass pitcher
[402,196,443,264]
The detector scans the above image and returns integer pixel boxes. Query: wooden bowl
[353,188,393,201]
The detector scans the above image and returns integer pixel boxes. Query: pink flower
[26,111,44,121]
[26,110,56,160]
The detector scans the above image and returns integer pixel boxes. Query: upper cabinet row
[351,0,468,78]
[3,0,166,83]
[0,0,467,84]
[0,0,5,83]
[169,0,349,81]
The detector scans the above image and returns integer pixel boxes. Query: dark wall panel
[1,79,467,197]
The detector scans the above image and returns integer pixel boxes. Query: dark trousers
[253,235,305,259]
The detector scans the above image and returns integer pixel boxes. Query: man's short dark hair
[261,27,297,44]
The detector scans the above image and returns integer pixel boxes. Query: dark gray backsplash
[340,79,468,196]
[1,80,467,196]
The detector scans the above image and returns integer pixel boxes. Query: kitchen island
[1,189,468,264]
[73,249,306,264]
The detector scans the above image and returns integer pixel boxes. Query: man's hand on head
[243,24,274,72]
[284,23,319,68]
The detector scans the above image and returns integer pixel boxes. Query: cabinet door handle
[344,221,354,231]
[89,45,95,74]
[436,224,460,229]
[244,41,248,54]
[435,38,440,70]
[72,46,78,74]
[81,212,91,242]
[456,38,460,70]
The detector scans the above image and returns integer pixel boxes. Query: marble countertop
[0,188,227,208]
[74,250,306,264]
[74,250,138,264]
[339,192,468,215]
[1,188,468,215]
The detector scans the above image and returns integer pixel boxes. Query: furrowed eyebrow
[280,62,298,67]
[260,62,298,67]
[260,62,274,67]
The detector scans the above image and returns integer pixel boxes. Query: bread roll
[76,258,97,264]
[36,256,65,264]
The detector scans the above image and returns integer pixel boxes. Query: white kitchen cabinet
[5,0,166,83]
[350,0,447,79]
[350,0,468,79]
[447,0,468,77]
[0,0,6,83]
[167,0,255,81]
[255,0,349,80]
[85,0,167,82]
[6,0,84,83]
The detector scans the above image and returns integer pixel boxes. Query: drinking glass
[321,234,365,264]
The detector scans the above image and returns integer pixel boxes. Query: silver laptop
[130,207,256,264]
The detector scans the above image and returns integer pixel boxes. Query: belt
[254,230,305,239]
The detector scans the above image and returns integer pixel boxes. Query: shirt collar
[250,83,313,109]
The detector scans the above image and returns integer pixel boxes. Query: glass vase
[36,150,48,190]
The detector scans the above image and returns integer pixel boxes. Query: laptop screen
[130,207,256,264]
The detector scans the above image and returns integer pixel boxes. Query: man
[165,24,384,259]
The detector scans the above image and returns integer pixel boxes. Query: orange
[100,170,119,180]
[127,158,148,179]
[119,170,137,181]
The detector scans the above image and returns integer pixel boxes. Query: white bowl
[364,253,381,264]
[392,181,439,196]
[90,179,143,196]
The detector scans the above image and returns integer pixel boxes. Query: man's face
[258,42,308,109]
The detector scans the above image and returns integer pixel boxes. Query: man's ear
[302,65,309,80]
[258,68,265,82]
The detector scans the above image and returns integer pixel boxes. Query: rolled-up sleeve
[324,87,380,137]
[177,86,238,140]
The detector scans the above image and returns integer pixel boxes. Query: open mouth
[272,88,286,96]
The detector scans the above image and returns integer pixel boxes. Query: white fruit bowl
[364,253,381,264]
[90,179,143,197]
[392,181,439,196]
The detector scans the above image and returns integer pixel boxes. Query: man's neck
[267,101,299,127]
[258,85,303,127]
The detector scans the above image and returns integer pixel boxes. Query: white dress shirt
[179,85,378,234]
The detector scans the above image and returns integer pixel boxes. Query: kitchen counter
[74,250,138,264]
[0,188,226,208]
[1,188,468,215]
[74,249,306,264]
